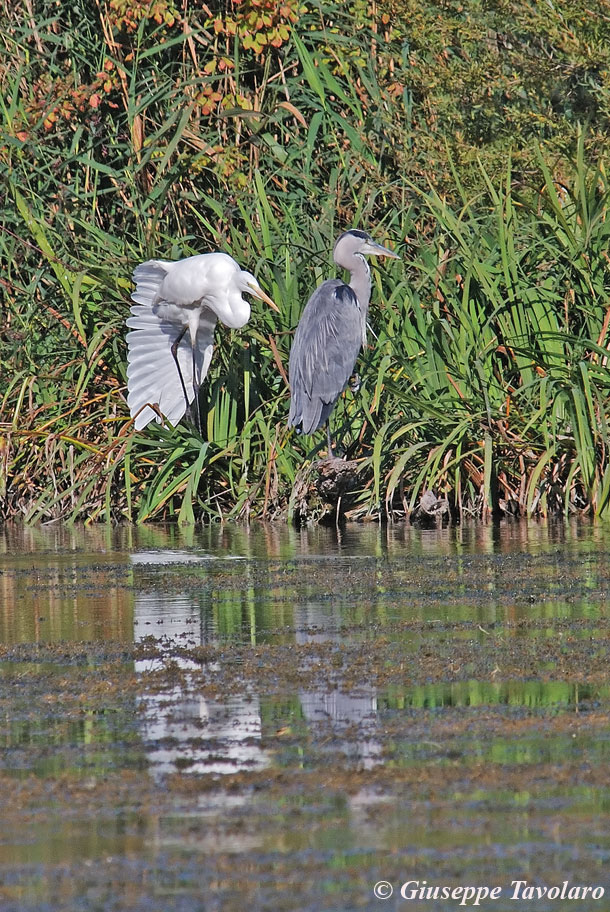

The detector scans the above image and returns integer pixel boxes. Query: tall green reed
[2,0,610,522]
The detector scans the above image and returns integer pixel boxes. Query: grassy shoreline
[2,0,610,523]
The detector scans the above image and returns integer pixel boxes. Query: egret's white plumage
[126,252,278,431]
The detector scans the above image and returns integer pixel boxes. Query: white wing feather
[126,261,217,430]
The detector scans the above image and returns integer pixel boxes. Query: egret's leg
[191,338,202,433]
[170,327,191,416]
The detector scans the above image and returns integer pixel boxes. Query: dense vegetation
[2,0,610,523]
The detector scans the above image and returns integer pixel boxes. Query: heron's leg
[170,327,191,416]
[326,422,334,458]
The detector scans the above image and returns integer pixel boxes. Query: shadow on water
[1,519,610,910]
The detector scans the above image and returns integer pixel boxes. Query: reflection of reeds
[2,3,610,521]
[0,545,133,644]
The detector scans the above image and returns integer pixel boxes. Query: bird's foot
[185,406,203,436]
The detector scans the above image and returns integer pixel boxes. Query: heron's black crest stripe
[343,229,369,240]
[334,284,359,308]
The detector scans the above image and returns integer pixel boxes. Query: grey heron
[287,229,399,454]
[126,252,278,431]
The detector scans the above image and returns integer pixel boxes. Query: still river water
[1,520,610,911]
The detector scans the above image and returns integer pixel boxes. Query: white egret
[126,252,278,431]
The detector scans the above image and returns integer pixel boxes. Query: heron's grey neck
[346,253,372,314]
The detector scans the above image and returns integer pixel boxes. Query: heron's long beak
[363,240,400,259]
[248,281,280,312]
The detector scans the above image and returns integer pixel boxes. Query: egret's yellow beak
[249,282,280,313]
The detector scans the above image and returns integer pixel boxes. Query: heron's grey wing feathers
[288,280,363,434]
[127,261,217,430]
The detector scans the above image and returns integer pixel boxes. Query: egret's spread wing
[126,308,215,430]
[127,260,217,430]
[288,280,364,434]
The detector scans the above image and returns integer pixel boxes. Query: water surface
[1,520,609,910]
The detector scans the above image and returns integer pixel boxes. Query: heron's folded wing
[288,281,363,434]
